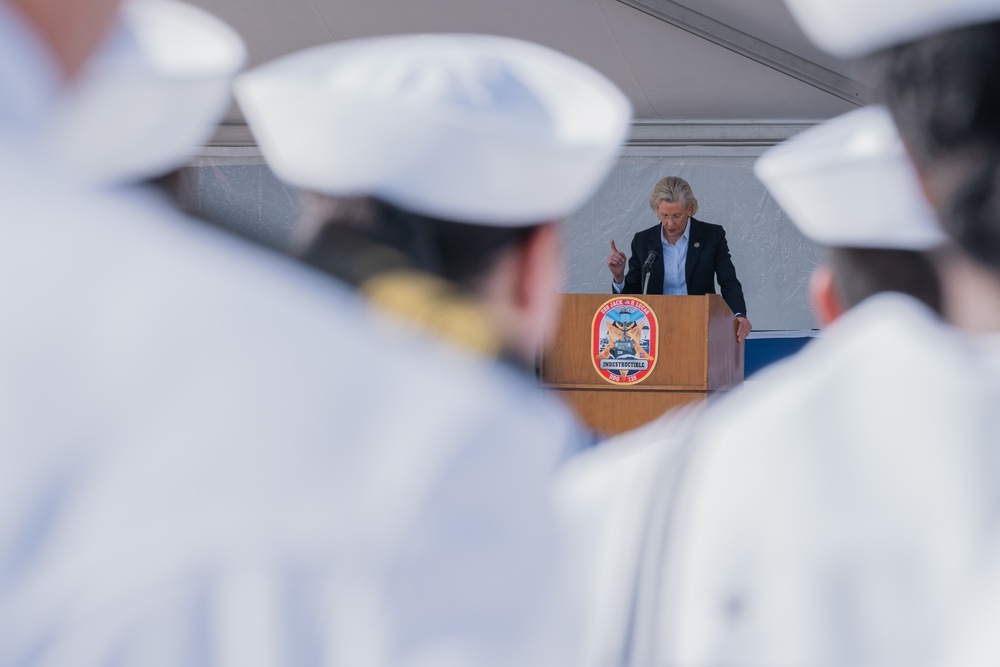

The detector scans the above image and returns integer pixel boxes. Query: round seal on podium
[591,296,659,385]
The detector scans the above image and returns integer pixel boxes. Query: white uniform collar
[726,291,957,393]
[827,291,945,337]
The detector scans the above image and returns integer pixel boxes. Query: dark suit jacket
[617,218,748,316]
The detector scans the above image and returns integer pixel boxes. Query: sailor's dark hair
[297,194,539,289]
[872,20,1000,272]
[827,247,942,314]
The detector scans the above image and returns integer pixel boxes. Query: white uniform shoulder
[696,293,967,444]
[0,172,581,665]
[667,293,994,667]
[554,404,705,667]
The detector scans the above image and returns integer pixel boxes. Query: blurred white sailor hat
[755,105,947,250]
[235,34,632,226]
[48,0,246,186]
[783,0,1000,57]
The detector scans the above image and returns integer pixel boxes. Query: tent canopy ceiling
[191,0,874,124]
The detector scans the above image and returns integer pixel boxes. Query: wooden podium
[539,294,743,435]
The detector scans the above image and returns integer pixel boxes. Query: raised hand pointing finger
[607,239,626,283]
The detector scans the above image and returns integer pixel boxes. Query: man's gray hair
[649,176,698,215]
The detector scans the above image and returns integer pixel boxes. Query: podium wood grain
[540,294,743,435]
[554,389,709,436]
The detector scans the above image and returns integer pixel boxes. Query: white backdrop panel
[181,147,821,330]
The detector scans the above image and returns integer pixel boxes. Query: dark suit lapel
[684,218,703,286]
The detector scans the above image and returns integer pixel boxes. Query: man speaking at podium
[607,176,752,341]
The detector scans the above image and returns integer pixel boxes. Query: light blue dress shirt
[660,223,689,295]
[613,223,690,294]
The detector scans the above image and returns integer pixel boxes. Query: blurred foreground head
[756,105,945,324]
[236,34,631,365]
[781,0,1000,279]
[1,0,243,191]
[5,0,122,79]
[48,0,245,188]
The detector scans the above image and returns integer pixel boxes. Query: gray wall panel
[176,162,301,250]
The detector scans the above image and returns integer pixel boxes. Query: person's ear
[809,265,846,327]
[511,222,564,350]
[514,223,559,303]
[900,136,938,209]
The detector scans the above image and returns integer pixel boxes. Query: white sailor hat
[783,0,1000,57]
[755,105,947,250]
[48,0,246,186]
[235,34,632,226]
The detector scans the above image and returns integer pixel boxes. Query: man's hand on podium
[607,240,626,284]
[735,316,752,343]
